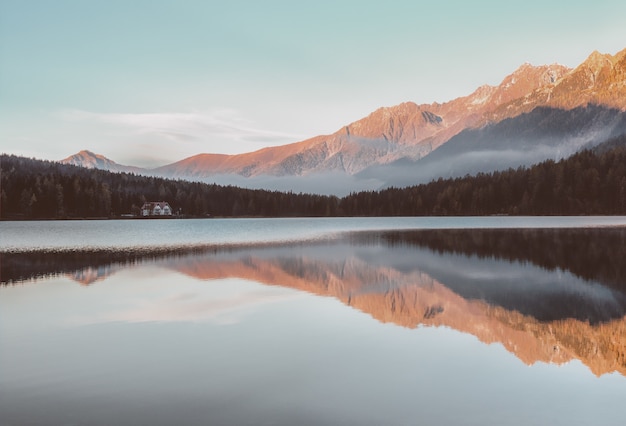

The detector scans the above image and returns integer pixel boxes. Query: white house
[140,201,173,217]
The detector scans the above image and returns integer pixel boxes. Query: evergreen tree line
[0,155,339,219]
[342,146,626,216]
[2,139,626,219]
[378,228,626,292]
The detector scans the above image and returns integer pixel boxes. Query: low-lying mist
[196,172,384,197]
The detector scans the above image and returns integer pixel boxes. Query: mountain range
[61,47,626,195]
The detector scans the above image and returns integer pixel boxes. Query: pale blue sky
[2,0,626,166]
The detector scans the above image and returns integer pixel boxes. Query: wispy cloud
[60,109,306,153]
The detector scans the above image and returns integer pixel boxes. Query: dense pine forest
[342,140,626,216]
[3,137,626,219]
[0,156,339,219]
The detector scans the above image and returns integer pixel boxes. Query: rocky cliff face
[486,48,626,122]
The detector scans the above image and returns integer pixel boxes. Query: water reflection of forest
[373,227,626,292]
[3,227,626,291]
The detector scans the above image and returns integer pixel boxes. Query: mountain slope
[154,62,571,178]
[360,104,626,187]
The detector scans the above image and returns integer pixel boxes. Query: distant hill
[61,150,145,174]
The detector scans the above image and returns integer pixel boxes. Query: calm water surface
[1,217,626,425]
[3,216,626,251]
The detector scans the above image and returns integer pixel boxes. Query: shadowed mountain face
[359,104,626,187]
[3,228,626,376]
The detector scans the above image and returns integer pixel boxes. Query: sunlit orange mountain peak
[486,47,626,122]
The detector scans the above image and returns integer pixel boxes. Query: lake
[2,217,626,425]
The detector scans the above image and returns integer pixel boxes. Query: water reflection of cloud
[80,281,305,325]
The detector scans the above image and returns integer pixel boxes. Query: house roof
[141,201,171,209]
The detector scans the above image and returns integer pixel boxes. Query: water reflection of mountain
[167,243,626,377]
[0,248,211,285]
[371,228,626,323]
[2,228,626,376]
[2,250,146,285]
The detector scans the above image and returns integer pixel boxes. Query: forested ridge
[3,137,626,219]
[343,139,626,216]
[0,155,338,219]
